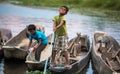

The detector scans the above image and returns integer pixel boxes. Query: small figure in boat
[51,6,70,68]
[27,24,48,62]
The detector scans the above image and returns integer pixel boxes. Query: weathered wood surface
[3,25,44,60]
[0,28,12,58]
[25,34,52,70]
[92,31,120,74]
[51,33,91,74]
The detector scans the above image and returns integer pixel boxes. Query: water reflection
[4,60,27,74]
[0,59,4,74]
[91,60,99,74]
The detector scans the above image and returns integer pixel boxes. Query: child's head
[28,24,36,34]
[59,6,69,15]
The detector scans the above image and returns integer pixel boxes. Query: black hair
[28,24,36,31]
[61,6,69,13]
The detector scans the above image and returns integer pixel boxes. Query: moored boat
[50,33,91,74]
[92,31,120,74]
[2,25,44,60]
[25,34,52,70]
[0,28,12,58]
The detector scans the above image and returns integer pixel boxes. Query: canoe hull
[3,25,44,60]
[92,46,113,74]
[91,31,119,74]
[0,48,4,58]
[51,52,91,74]
[3,28,28,60]
[51,34,91,74]
[4,49,27,60]
[25,34,52,70]
[27,62,45,71]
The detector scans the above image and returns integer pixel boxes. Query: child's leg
[64,51,70,67]
[60,35,70,67]
[35,44,47,61]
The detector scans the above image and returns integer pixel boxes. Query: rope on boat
[43,33,55,74]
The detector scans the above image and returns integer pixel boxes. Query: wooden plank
[73,45,77,57]
[106,58,120,71]
[68,41,74,50]
[116,56,120,64]
[106,58,113,69]
[70,57,79,61]
[2,45,20,49]
[102,52,112,61]
[70,42,75,54]
[107,44,113,53]
[112,48,120,58]
[109,60,120,71]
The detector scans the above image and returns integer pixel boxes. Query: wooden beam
[107,44,113,53]
[106,58,113,69]
[116,56,120,64]
[2,45,20,49]
[112,48,120,58]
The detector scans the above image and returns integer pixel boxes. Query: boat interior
[94,32,120,72]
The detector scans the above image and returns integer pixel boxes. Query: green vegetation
[80,0,120,11]
[26,70,51,74]
[11,0,120,11]
[10,0,80,8]
[0,0,5,2]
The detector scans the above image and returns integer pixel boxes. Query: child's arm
[53,20,65,31]
[33,39,41,50]
[56,20,65,29]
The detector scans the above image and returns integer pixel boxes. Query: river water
[0,3,120,74]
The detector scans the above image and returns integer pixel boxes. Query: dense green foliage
[0,0,5,2]
[80,0,120,11]
[12,0,120,11]
[12,0,80,8]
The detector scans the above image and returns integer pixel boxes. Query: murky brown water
[0,3,120,74]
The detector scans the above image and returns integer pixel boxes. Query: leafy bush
[9,0,120,11]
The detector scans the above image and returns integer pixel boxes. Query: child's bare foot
[49,63,55,69]
[65,64,71,69]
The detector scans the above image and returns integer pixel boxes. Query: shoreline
[0,0,120,21]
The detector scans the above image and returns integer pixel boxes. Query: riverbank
[71,8,120,21]
[0,0,120,21]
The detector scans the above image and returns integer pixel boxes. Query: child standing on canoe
[51,6,70,68]
[27,24,48,62]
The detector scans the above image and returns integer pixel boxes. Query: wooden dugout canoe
[50,33,91,74]
[2,25,44,60]
[92,31,120,74]
[0,28,12,58]
[25,34,52,70]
